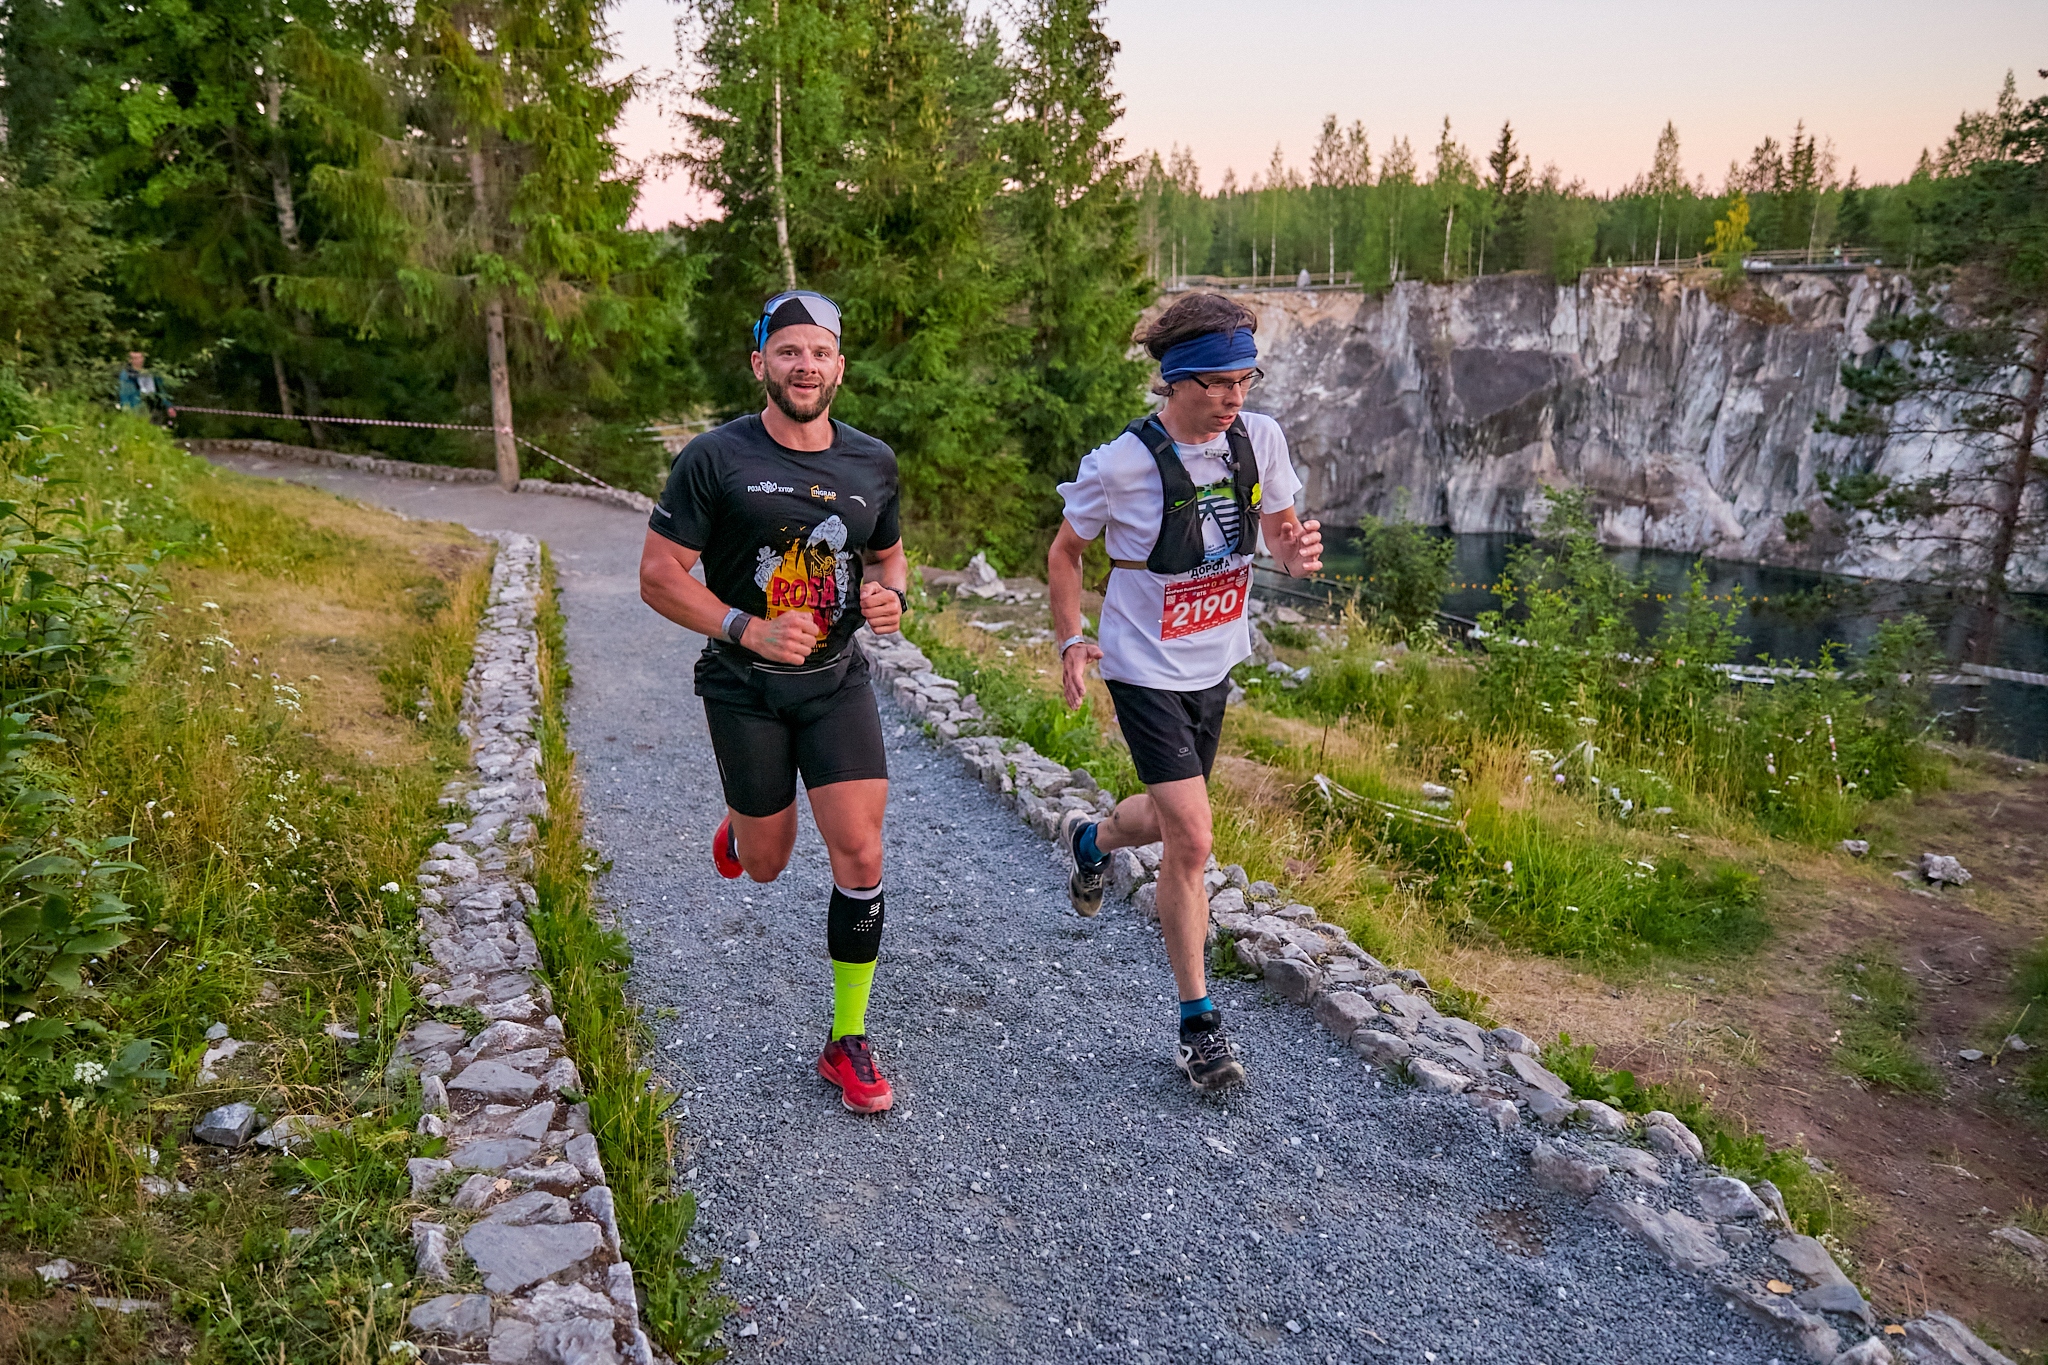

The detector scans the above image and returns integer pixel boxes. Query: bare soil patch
[1471,756,2048,1360]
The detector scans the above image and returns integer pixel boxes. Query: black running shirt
[650,415,901,661]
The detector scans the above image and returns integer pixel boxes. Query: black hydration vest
[1123,414,1260,575]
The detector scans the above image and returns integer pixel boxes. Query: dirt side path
[1451,758,2048,1361]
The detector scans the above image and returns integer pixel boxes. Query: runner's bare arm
[1261,506,1324,578]
[638,529,818,664]
[1048,520,1103,710]
[859,538,909,634]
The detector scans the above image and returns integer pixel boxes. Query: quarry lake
[1262,531,2048,761]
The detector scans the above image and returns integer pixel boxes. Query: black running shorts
[1104,677,1231,786]
[697,646,889,818]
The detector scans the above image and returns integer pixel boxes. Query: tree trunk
[469,139,520,490]
[485,297,518,489]
[768,0,797,292]
[1973,321,2048,669]
[272,351,295,418]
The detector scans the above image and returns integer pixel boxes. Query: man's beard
[764,368,839,424]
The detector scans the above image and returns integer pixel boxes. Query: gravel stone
[449,1059,544,1104]
[410,1293,493,1342]
[193,1102,258,1147]
[1576,1099,1630,1134]
[1350,1028,1412,1068]
[462,1220,605,1294]
[1693,1175,1768,1221]
[1897,1310,2019,1364]
[1505,1051,1572,1098]
[412,1221,453,1283]
[1310,990,1376,1043]
[1595,1198,1727,1275]
[1530,1140,1608,1196]
[1406,1057,1472,1094]
[1643,1111,1706,1161]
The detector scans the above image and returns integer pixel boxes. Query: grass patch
[1543,1031,1842,1236]
[0,410,492,1361]
[524,545,727,1362]
[904,613,1140,796]
[1829,947,1941,1094]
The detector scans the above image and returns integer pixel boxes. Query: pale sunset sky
[605,0,2043,227]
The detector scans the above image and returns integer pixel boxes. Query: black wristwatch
[885,587,907,614]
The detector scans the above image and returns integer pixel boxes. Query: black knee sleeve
[827,886,885,964]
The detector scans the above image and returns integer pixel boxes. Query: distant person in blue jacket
[117,352,174,422]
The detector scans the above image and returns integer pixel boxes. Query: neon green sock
[830,958,877,1039]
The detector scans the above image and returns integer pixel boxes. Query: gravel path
[208,454,1788,1365]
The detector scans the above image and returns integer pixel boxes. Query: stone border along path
[859,627,2011,1365]
[389,532,655,1365]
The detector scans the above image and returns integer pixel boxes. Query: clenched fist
[860,580,904,635]
[742,610,821,664]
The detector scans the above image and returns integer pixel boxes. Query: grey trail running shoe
[1177,1009,1246,1092]
[1059,808,1107,917]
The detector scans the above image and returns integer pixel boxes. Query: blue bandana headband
[1158,328,1258,382]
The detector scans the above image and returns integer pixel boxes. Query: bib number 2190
[1160,563,1250,641]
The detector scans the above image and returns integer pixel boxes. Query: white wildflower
[380,882,402,894]
[72,1060,108,1086]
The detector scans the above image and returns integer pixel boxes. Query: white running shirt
[1058,411,1302,692]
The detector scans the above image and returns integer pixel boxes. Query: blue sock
[1076,821,1107,869]
[1179,995,1214,1023]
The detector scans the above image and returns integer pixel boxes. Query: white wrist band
[1059,634,1089,655]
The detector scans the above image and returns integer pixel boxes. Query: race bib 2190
[1160,563,1250,641]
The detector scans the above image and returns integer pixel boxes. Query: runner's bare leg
[730,805,798,882]
[1091,776,1212,1002]
[805,778,888,889]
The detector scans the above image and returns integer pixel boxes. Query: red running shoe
[711,815,743,879]
[817,1034,894,1114]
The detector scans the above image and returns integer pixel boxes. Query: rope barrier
[169,404,627,497]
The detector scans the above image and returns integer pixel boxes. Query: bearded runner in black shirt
[640,290,908,1115]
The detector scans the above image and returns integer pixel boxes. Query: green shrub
[1350,506,1454,640]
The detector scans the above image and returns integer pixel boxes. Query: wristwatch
[885,586,908,614]
[722,607,754,644]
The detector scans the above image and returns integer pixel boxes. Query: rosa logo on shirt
[746,480,795,495]
[754,516,851,652]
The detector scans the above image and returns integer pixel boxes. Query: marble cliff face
[1233,271,2042,590]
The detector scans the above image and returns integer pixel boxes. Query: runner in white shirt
[1047,292,1323,1092]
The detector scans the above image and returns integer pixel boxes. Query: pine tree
[281,0,692,488]
[1002,0,1151,510]
[1809,75,2048,690]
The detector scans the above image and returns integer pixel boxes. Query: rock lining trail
[207,451,1895,1365]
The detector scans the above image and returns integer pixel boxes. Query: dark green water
[1260,530,2048,761]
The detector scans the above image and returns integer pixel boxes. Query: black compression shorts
[1104,677,1231,786]
[696,645,889,818]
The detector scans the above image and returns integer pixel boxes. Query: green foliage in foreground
[906,617,1142,798]
[1543,1032,1840,1237]
[527,547,728,1361]
[0,410,502,1362]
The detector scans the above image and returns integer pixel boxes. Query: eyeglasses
[1182,369,1264,396]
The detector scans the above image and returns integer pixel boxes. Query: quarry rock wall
[1229,271,2040,589]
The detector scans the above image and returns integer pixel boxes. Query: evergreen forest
[0,0,2041,569]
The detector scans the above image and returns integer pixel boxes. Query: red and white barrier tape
[169,405,624,496]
